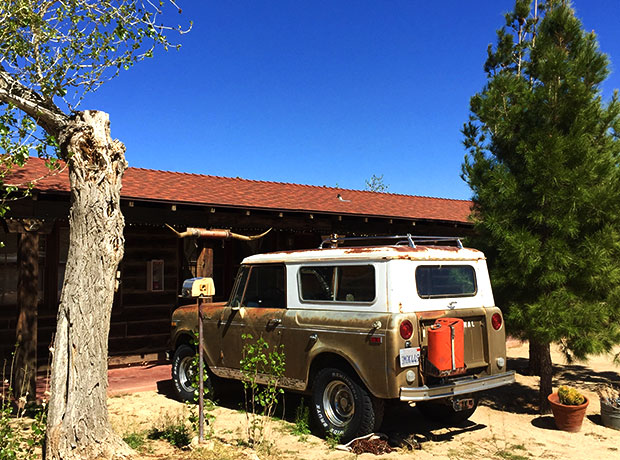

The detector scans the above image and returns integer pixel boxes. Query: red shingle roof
[6,157,472,224]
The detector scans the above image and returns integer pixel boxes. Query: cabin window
[299,265,375,303]
[415,265,477,298]
[0,229,46,306]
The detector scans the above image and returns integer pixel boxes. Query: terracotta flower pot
[548,392,589,432]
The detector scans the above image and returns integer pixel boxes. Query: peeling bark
[45,111,132,460]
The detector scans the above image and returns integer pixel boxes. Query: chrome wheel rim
[323,380,355,428]
[178,356,195,393]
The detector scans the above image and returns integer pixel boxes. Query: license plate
[399,347,421,368]
[452,398,475,411]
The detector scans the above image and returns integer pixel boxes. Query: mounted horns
[165,224,271,241]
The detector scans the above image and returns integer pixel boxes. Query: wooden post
[196,241,214,278]
[13,221,40,403]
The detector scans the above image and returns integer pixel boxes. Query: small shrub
[240,333,285,447]
[291,401,310,441]
[189,332,216,438]
[496,443,530,460]
[122,431,146,450]
[147,413,192,447]
[557,385,585,406]
[1,356,47,460]
[325,432,342,450]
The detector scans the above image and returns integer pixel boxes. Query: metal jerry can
[426,318,465,376]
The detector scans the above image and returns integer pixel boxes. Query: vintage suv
[170,235,515,441]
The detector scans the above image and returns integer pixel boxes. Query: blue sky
[82,1,620,200]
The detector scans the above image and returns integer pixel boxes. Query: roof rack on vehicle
[319,234,464,249]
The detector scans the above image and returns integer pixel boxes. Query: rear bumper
[400,370,516,402]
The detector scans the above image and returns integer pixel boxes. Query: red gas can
[426,318,465,376]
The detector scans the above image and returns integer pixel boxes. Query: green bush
[240,333,285,447]
[291,401,310,441]
[1,358,47,460]
[122,431,146,450]
[147,413,192,447]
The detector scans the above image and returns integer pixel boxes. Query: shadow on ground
[530,415,556,430]
[156,378,176,398]
[154,376,490,447]
[479,356,620,416]
[151,356,620,446]
[509,356,620,388]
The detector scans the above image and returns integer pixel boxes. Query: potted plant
[548,385,589,432]
[598,383,620,431]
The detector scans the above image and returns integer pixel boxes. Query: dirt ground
[105,341,620,460]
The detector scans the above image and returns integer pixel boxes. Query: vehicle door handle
[267,318,282,327]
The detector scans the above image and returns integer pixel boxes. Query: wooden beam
[14,229,39,402]
[196,241,214,278]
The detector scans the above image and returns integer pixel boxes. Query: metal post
[198,295,204,442]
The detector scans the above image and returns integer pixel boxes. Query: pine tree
[462,0,620,412]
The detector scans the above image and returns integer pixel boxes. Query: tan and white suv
[170,235,515,440]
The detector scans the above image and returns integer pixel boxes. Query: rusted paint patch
[415,310,449,320]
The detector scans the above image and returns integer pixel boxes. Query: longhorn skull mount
[165,224,271,241]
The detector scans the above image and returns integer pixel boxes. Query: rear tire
[417,394,478,425]
[311,367,384,442]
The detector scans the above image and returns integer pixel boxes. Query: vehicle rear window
[415,265,476,298]
[299,265,375,303]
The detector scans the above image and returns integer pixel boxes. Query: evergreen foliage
[462,0,620,365]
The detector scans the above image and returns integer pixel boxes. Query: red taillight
[400,320,413,340]
[491,313,503,330]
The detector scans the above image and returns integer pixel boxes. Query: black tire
[311,367,384,442]
[417,394,478,425]
[171,344,214,402]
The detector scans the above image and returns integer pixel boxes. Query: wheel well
[308,352,361,390]
[174,333,195,351]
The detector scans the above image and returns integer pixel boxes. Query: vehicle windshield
[229,266,250,308]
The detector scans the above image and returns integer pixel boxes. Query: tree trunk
[527,339,543,376]
[531,339,553,414]
[14,229,39,403]
[45,111,132,460]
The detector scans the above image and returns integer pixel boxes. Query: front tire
[311,367,383,442]
[172,344,196,402]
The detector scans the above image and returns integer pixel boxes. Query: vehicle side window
[242,264,286,308]
[299,265,375,303]
[415,265,476,298]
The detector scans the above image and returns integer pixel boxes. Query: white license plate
[399,347,421,368]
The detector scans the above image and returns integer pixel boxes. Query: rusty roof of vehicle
[243,245,485,263]
[6,157,472,223]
